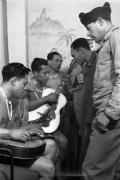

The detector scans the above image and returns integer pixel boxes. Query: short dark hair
[71,38,90,50]
[2,62,30,82]
[31,58,48,73]
[47,52,61,61]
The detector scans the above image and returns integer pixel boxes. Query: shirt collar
[103,25,119,42]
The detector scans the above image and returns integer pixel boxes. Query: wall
[7,0,26,65]
[1,0,120,77]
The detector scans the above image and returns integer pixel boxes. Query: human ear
[47,60,51,66]
[10,77,17,86]
[34,71,39,77]
[97,17,104,26]
[79,47,85,54]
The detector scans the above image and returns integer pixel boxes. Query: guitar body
[28,88,67,133]
[0,138,46,160]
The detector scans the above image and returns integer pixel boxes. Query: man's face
[86,21,104,43]
[48,55,62,71]
[71,47,85,66]
[36,65,49,85]
[13,75,28,98]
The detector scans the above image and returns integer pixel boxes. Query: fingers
[29,128,44,136]
[20,131,30,141]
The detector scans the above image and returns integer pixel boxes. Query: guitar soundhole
[42,121,50,127]
[42,111,56,127]
[41,103,56,128]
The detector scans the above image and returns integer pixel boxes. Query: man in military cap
[79,2,120,180]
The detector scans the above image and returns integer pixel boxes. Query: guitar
[0,137,46,160]
[28,81,67,133]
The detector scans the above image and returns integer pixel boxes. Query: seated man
[12,72,59,165]
[46,52,68,146]
[0,62,56,180]
[28,57,68,175]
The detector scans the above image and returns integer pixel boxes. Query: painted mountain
[29,8,65,63]
[30,8,64,36]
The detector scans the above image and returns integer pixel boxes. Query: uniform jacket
[93,26,120,120]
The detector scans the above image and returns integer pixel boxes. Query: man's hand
[95,112,110,132]
[29,128,44,137]
[47,93,58,103]
[97,112,110,127]
[9,129,30,142]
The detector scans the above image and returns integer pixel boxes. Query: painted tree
[56,29,76,48]
[56,29,76,69]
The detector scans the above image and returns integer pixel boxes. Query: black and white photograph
[0,0,120,180]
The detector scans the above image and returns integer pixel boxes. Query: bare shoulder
[0,95,7,126]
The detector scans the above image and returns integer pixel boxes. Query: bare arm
[0,128,11,138]
[28,96,50,111]
[0,120,30,142]
[0,98,29,141]
[28,93,58,111]
[0,97,10,138]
